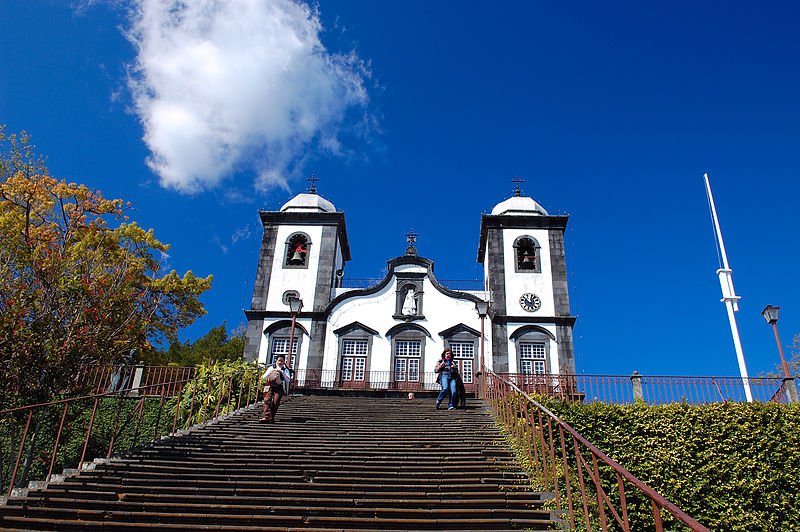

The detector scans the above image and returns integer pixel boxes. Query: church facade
[243,186,576,389]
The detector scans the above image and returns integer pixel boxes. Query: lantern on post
[286,296,303,370]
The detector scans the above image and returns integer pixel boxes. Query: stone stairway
[0,395,556,530]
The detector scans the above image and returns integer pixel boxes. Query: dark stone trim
[259,210,351,261]
[244,219,279,361]
[556,325,576,374]
[438,323,481,338]
[249,222,279,311]
[493,315,577,326]
[491,321,509,372]
[306,320,327,372]
[485,227,507,318]
[549,230,571,316]
[245,310,328,320]
[509,324,557,341]
[386,323,432,338]
[264,320,310,337]
[333,321,379,337]
[313,225,338,311]
[478,214,569,262]
[243,318,264,362]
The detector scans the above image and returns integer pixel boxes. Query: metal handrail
[0,365,266,497]
[482,370,710,531]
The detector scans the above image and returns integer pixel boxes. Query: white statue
[402,287,417,315]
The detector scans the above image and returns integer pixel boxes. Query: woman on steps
[434,349,460,410]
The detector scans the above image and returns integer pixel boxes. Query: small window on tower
[513,236,541,273]
[285,233,311,269]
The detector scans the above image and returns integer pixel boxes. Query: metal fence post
[631,371,645,404]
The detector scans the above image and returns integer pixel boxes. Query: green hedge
[529,399,800,531]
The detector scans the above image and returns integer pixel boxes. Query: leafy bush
[507,397,800,531]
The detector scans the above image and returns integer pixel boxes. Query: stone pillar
[630,370,644,404]
[783,377,799,404]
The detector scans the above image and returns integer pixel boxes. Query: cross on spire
[405,229,418,256]
[307,173,319,194]
[512,176,525,197]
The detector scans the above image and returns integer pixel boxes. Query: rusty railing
[497,372,787,405]
[482,370,710,531]
[0,365,262,497]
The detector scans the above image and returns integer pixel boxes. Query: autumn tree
[0,126,212,405]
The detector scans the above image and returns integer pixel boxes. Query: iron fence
[73,365,195,395]
[72,365,791,405]
[0,365,263,496]
[496,373,789,405]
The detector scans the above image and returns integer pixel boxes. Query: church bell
[289,250,305,265]
[521,254,535,269]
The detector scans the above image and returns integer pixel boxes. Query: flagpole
[704,173,752,402]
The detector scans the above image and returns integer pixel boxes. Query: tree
[0,126,212,405]
[143,322,246,367]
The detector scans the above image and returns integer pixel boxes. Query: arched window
[284,232,311,269]
[513,236,541,273]
[510,326,554,386]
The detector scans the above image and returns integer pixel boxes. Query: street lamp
[761,305,797,403]
[475,300,490,374]
[286,296,303,369]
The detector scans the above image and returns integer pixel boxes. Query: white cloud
[231,225,252,244]
[125,0,370,194]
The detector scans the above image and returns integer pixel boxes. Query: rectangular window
[342,339,368,356]
[342,357,354,380]
[395,340,421,357]
[449,341,475,384]
[449,341,474,358]
[354,357,366,381]
[271,337,298,363]
[394,340,421,382]
[519,342,547,375]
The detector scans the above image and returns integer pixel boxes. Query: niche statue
[402,287,417,315]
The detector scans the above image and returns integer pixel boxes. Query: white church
[244,182,576,391]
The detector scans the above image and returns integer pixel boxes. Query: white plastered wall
[264,225,324,312]
[502,228,555,317]
[322,265,492,382]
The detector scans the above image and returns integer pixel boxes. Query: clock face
[519,293,541,312]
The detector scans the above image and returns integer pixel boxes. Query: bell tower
[477,179,576,375]
[244,181,350,368]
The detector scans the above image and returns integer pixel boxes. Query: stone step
[0,396,554,530]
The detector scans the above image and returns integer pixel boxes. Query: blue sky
[2,1,798,378]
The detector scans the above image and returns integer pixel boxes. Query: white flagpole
[704,173,752,402]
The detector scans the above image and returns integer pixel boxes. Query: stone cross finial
[307,174,319,194]
[512,176,524,197]
[405,229,418,256]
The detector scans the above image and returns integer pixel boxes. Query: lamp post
[761,305,798,403]
[286,296,303,370]
[475,300,490,374]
